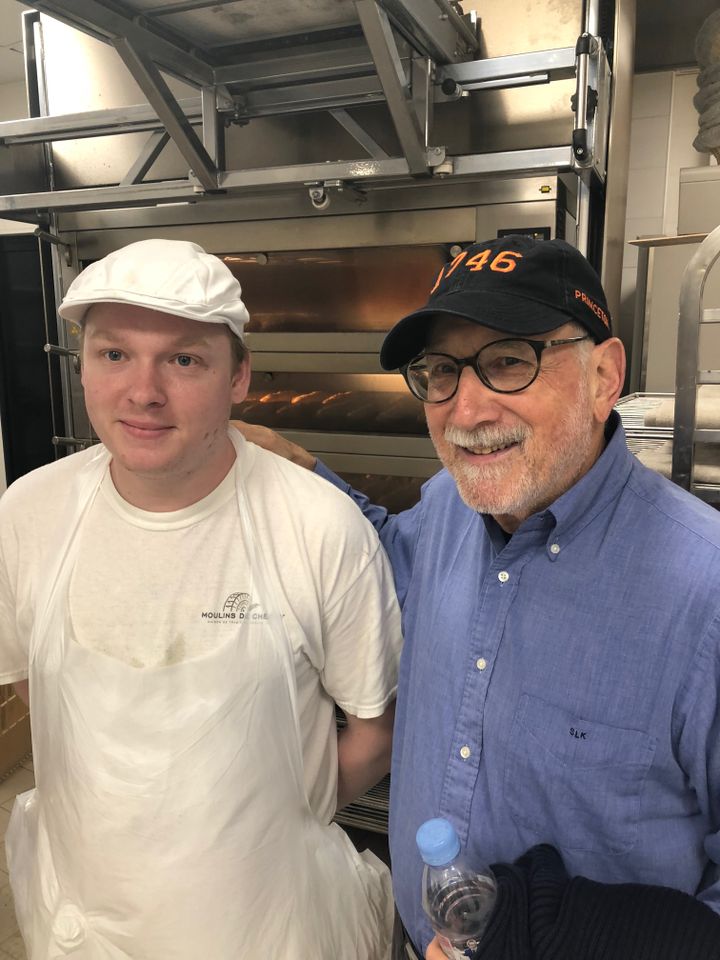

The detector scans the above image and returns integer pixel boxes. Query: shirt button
[476,658,487,671]
[550,543,561,555]
[459,745,471,760]
[498,571,510,583]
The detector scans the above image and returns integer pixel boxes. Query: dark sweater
[473,845,720,960]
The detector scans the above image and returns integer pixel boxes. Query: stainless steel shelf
[335,776,390,835]
[616,392,720,505]
[614,392,674,440]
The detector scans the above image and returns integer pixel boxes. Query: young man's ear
[231,355,252,404]
[591,337,626,424]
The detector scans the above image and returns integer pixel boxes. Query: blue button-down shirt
[317,414,720,954]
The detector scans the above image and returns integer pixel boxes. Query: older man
[236,236,720,959]
[0,239,401,959]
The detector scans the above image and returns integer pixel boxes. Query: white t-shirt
[0,438,402,824]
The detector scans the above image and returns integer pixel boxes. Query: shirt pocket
[503,693,656,855]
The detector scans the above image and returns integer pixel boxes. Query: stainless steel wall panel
[477,0,584,57]
[473,198,565,241]
[39,15,194,189]
[54,175,559,233]
[0,142,47,196]
[440,0,584,155]
[68,206,478,259]
[679,168,720,235]
[139,1,359,48]
[212,39,382,87]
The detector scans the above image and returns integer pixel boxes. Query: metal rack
[615,392,674,439]
[626,234,707,394]
[619,225,720,504]
[672,223,720,503]
[0,0,625,234]
[336,776,390,835]
[614,393,676,468]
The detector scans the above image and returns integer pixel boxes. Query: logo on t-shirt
[200,591,268,623]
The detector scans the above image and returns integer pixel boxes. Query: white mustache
[444,424,529,448]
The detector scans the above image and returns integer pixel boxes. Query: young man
[235,237,720,959]
[0,239,401,959]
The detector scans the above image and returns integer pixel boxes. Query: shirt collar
[481,411,633,555]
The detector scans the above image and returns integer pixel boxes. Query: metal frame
[355,0,428,175]
[627,234,706,394]
[0,0,614,222]
[671,224,720,500]
[27,11,79,445]
[112,37,218,191]
[0,146,583,217]
[600,0,635,324]
[0,100,203,145]
[439,47,576,92]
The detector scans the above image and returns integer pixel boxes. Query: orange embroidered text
[574,289,609,328]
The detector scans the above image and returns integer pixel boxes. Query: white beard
[432,375,597,520]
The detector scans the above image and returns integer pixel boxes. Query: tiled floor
[0,759,33,960]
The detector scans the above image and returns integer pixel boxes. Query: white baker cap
[58,238,249,340]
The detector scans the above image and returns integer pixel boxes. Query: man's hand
[230,420,317,471]
[425,937,447,959]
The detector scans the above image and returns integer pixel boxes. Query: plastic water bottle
[416,818,497,960]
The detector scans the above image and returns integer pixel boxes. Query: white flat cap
[58,238,249,340]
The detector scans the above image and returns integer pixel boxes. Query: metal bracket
[44,343,80,374]
[214,85,236,114]
[113,36,219,191]
[672,225,720,491]
[439,46,576,94]
[34,228,72,266]
[568,35,610,180]
[572,33,597,166]
[355,0,429,176]
[379,0,478,62]
[51,436,96,449]
[329,110,390,160]
[201,87,224,170]
[120,129,171,186]
[306,180,368,211]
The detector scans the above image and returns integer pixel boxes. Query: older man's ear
[590,336,626,425]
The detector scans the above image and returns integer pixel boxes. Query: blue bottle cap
[416,818,461,866]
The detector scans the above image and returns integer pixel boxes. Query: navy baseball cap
[380,236,612,370]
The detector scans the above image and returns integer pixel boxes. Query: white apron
[6,433,393,960]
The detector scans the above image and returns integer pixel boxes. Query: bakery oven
[227,244,447,512]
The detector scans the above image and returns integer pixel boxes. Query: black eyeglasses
[402,335,591,403]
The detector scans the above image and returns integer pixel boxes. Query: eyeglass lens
[407,339,540,401]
